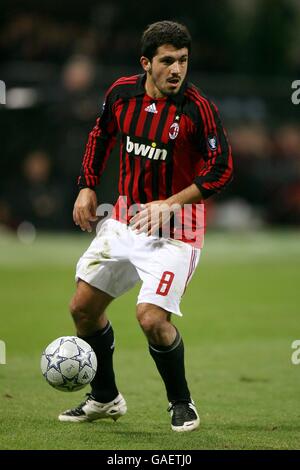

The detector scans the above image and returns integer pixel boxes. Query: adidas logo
[145,103,158,114]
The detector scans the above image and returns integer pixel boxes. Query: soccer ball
[41,336,97,392]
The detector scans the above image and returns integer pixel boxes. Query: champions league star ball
[41,336,97,392]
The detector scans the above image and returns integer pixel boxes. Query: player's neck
[144,76,165,99]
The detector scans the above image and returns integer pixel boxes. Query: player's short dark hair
[141,21,191,61]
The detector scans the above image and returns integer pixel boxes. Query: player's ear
[140,56,151,72]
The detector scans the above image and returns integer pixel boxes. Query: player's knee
[136,305,163,334]
[69,296,89,325]
[69,297,80,317]
[138,314,157,334]
[69,294,105,335]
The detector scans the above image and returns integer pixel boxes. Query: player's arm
[192,98,233,199]
[73,188,98,233]
[74,87,118,232]
[166,183,203,206]
[130,184,202,235]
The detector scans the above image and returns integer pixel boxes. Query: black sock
[79,322,118,403]
[149,328,191,402]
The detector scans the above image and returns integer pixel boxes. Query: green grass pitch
[0,230,299,450]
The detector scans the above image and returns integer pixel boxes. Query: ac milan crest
[169,122,180,140]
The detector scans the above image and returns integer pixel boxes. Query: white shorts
[76,219,200,316]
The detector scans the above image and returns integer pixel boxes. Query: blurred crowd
[213,123,300,228]
[0,0,299,233]
[1,0,300,73]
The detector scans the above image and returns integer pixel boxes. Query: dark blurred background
[0,0,300,233]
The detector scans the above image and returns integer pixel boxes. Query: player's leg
[136,302,190,402]
[69,279,111,335]
[136,302,199,432]
[132,235,201,431]
[59,280,127,422]
[59,219,138,423]
[69,279,119,403]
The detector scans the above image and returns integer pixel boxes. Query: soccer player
[59,21,233,431]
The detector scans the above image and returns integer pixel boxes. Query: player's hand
[130,200,177,236]
[73,188,98,233]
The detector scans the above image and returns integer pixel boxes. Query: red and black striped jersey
[78,73,233,203]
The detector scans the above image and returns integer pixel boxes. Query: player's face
[141,44,189,98]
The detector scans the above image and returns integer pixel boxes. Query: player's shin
[148,328,191,402]
[79,322,119,403]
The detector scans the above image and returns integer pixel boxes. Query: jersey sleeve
[193,98,233,199]
[78,85,119,189]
